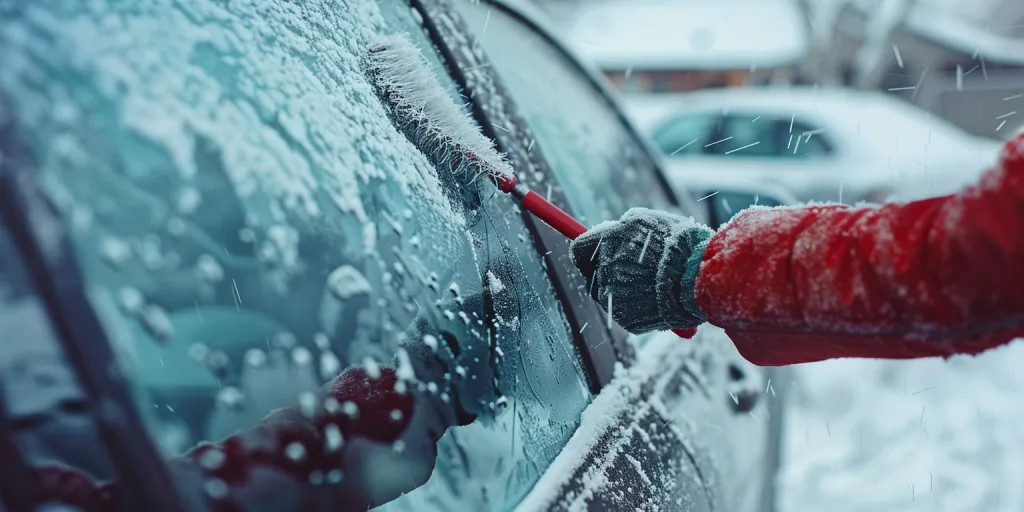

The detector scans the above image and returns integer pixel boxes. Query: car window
[776,119,832,157]
[707,115,779,157]
[454,3,677,225]
[0,0,591,510]
[652,114,722,156]
[653,112,834,160]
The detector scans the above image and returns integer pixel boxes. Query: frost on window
[455,3,677,227]
[0,0,589,509]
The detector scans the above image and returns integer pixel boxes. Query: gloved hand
[570,208,714,334]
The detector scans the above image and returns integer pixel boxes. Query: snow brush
[367,34,696,340]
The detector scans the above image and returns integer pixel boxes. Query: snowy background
[779,343,1024,511]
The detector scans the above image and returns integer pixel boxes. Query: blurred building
[545,0,810,94]
[823,0,1024,138]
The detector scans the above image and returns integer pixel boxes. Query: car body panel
[517,328,786,512]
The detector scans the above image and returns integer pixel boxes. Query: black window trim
[456,0,716,365]
[0,379,40,511]
[412,0,629,390]
[0,101,186,512]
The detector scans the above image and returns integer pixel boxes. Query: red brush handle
[520,190,587,240]
[517,190,696,340]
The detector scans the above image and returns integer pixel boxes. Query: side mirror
[704,189,794,230]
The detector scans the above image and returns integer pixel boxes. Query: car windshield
[0,0,590,509]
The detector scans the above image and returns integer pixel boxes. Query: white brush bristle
[368,33,514,181]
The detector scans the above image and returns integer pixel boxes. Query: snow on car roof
[562,0,809,71]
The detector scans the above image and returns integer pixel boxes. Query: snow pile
[779,340,1024,511]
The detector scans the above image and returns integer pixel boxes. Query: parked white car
[625,87,1004,204]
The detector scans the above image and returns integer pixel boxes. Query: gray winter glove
[570,208,714,334]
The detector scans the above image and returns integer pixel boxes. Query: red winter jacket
[696,133,1024,366]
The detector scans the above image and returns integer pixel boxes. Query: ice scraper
[367,34,696,339]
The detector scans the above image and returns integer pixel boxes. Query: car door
[0,0,600,511]
[449,1,782,511]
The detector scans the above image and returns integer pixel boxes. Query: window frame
[413,0,630,389]
[0,374,40,511]
[0,100,186,512]
[418,0,717,386]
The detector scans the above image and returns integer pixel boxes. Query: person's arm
[697,134,1024,365]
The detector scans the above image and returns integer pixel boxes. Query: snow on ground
[779,339,1024,511]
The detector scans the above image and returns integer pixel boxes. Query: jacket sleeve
[695,133,1024,366]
